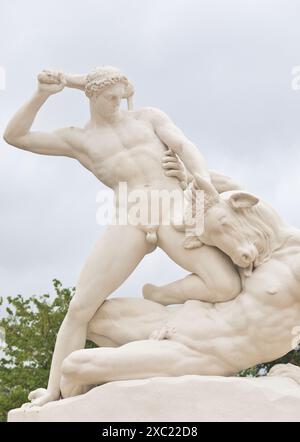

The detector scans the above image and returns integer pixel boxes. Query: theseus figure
[4,66,241,406]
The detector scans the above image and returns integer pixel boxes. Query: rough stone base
[7,375,300,422]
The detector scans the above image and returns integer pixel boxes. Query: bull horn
[193,173,220,210]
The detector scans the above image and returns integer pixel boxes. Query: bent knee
[67,296,100,325]
[61,350,90,379]
[212,269,242,302]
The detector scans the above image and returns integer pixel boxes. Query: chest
[85,118,156,160]
[244,254,300,307]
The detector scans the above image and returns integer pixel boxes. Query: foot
[143,283,183,306]
[143,283,161,302]
[268,363,300,385]
[25,388,60,407]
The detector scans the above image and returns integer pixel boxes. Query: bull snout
[236,244,258,268]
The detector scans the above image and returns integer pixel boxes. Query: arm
[3,70,76,157]
[161,151,244,192]
[64,73,87,91]
[147,107,211,182]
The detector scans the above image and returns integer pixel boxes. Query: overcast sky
[1,0,300,303]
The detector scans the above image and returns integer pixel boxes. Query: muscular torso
[72,109,181,193]
[164,239,300,374]
[68,106,300,375]
[89,235,300,376]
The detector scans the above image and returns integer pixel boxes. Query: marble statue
[50,168,300,399]
[3,66,300,410]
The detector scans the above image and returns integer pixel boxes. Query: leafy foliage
[238,349,300,378]
[0,280,96,422]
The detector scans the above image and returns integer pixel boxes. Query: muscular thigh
[75,339,204,384]
[70,225,153,321]
[157,225,241,292]
[87,297,170,346]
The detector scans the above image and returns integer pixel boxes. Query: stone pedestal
[8,375,300,422]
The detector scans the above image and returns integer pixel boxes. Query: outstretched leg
[29,225,153,406]
[59,297,170,398]
[147,225,242,305]
[60,339,201,398]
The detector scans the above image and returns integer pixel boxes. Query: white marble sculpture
[57,173,300,398]
[3,66,300,410]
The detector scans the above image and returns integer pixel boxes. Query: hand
[26,387,60,407]
[162,149,188,190]
[37,69,66,95]
[268,363,300,385]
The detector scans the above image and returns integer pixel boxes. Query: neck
[90,106,124,126]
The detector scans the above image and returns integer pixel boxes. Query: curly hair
[85,66,130,98]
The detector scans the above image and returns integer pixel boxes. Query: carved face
[193,175,260,268]
[92,83,126,117]
[199,198,259,268]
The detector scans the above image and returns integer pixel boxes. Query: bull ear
[229,192,259,210]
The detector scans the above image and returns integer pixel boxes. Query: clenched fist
[37,69,66,95]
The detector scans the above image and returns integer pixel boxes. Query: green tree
[0,279,94,422]
[238,350,300,378]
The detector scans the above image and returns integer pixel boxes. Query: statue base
[7,375,300,422]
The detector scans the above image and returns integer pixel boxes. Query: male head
[85,66,134,117]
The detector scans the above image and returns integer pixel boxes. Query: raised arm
[3,70,79,157]
[145,107,211,182]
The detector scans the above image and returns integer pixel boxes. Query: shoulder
[54,126,86,146]
[135,107,171,124]
[54,126,86,156]
[55,126,84,138]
